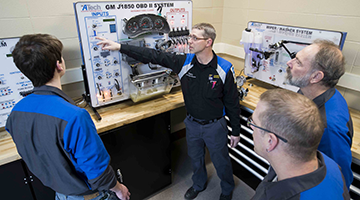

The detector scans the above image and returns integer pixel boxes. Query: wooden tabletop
[1,79,360,166]
[0,87,185,166]
[90,87,185,134]
[240,78,278,110]
[349,109,360,160]
[0,132,20,166]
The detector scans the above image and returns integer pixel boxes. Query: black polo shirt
[120,44,241,136]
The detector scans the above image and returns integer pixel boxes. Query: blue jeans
[55,191,119,200]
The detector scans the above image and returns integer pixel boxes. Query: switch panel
[0,37,34,128]
[75,1,192,107]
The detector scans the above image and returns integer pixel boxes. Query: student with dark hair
[6,34,130,200]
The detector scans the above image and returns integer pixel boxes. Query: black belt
[187,114,222,125]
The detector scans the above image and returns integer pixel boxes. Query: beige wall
[1,0,359,110]
[0,0,87,97]
[0,0,225,99]
[192,0,224,42]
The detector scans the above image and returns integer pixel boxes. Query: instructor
[97,23,240,200]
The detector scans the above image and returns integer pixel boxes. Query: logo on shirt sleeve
[230,66,236,83]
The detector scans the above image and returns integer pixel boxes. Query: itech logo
[81,4,101,12]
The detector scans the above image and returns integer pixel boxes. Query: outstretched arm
[96,37,121,51]
[96,37,186,73]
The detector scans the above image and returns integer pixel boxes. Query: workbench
[2,80,359,163]
[1,79,360,199]
[0,88,185,166]
[0,87,185,200]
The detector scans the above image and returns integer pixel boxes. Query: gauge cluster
[124,14,170,38]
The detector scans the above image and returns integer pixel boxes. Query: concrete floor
[145,138,255,200]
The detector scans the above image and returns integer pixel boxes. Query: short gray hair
[192,23,216,46]
[259,89,324,162]
[311,39,345,88]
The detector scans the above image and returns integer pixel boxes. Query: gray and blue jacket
[6,85,117,195]
[310,87,353,189]
[251,151,350,200]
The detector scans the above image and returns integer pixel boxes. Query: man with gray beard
[285,39,353,189]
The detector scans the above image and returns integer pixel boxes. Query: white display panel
[74,1,192,107]
[242,22,346,91]
[0,38,34,128]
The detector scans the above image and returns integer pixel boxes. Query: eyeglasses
[187,35,208,42]
[247,115,288,143]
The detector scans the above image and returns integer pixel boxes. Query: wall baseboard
[213,42,245,59]
[338,73,360,92]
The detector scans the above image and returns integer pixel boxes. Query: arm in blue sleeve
[318,127,353,189]
[63,109,117,191]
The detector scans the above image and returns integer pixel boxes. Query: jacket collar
[191,50,218,69]
[299,87,335,108]
[261,151,326,199]
[32,85,75,105]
